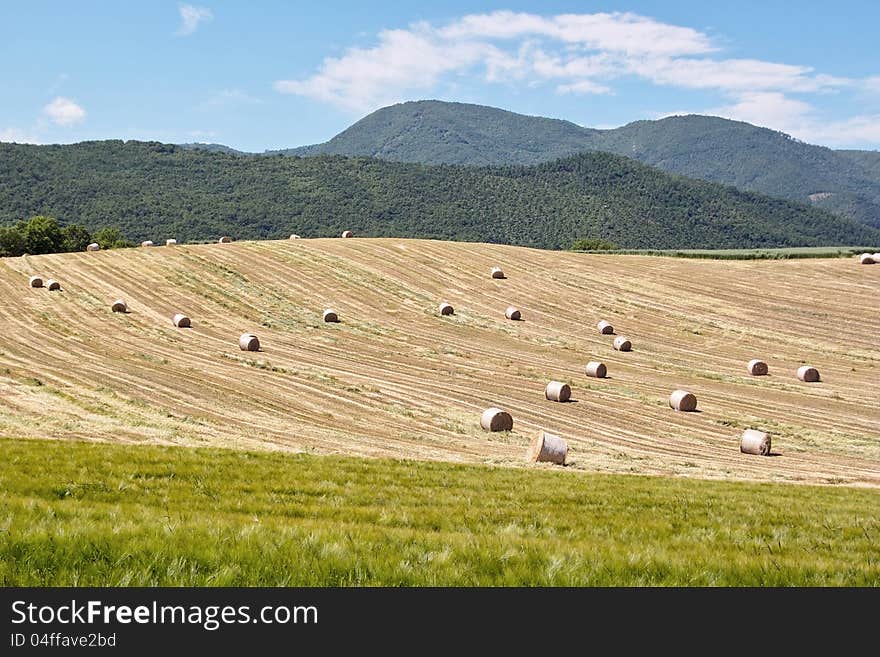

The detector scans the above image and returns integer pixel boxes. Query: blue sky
[2,1,878,151]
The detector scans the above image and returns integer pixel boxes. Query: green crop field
[2,438,877,586]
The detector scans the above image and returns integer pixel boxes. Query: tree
[21,215,63,254]
[92,226,134,249]
[61,223,92,252]
[0,225,26,257]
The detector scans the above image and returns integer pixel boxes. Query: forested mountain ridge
[2,139,877,250]
[266,100,880,228]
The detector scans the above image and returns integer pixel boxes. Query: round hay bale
[747,359,768,376]
[491,266,505,279]
[86,242,100,252]
[528,430,567,465]
[218,236,232,243]
[140,240,154,247]
[597,320,614,335]
[545,381,571,402]
[172,313,191,328]
[28,275,43,288]
[341,230,353,238]
[585,361,607,378]
[613,336,631,351]
[873,253,880,262]
[290,234,301,240]
[323,309,339,323]
[111,299,128,313]
[46,279,61,291]
[480,407,513,432]
[438,302,454,316]
[797,365,820,382]
[740,429,771,456]
[166,239,177,246]
[669,389,697,412]
[858,253,875,264]
[239,333,260,351]
[505,306,521,320]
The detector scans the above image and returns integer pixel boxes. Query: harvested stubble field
[0,238,878,486]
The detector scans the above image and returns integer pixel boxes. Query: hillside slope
[1,238,877,486]
[279,100,880,227]
[2,140,877,249]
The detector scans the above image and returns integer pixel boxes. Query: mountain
[2,140,877,250]
[275,100,880,228]
[280,101,599,165]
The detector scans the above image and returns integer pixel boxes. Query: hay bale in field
[46,279,61,291]
[86,242,100,252]
[438,302,454,316]
[747,359,768,376]
[505,306,521,321]
[218,236,232,243]
[740,429,771,456]
[239,333,260,351]
[290,234,301,240]
[859,253,875,264]
[613,336,631,351]
[141,240,154,247]
[585,361,607,378]
[528,430,567,465]
[172,313,191,328]
[341,230,353,238]
[873,253,880,262]
[797,365,820,382]
[491,266,505,279]
[597,320,614,335]
[166,239,177,246]
[111,299,128,313]
[480,407,513,432]
[669,389,697,412]
[545,381,571,402]
[323,309,339,323]
[28,275,43,288]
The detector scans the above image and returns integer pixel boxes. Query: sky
[2,1,879,151]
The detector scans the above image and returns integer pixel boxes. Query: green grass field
[574,246,875,259]
[2,438,877,586]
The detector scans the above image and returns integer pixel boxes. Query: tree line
[0,215,133,257]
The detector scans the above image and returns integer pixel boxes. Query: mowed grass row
[1,438,878,586]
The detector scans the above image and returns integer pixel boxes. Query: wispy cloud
[275,10,853,111]
[709,92,880,147]
[176,4,213,36]
[42,97,86,127]
[0,128,40,144]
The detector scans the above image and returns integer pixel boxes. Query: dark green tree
[61,223,92,252]
[92,226,133,249]
[21,215,63,254]
[0,225,26,257]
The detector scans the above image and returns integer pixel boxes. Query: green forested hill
[275,100,880,228]
[283,100,600,165]
[1,140,877,250]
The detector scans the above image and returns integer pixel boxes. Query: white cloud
[275,11,853,112]
[275,27,504,111]
[0,128,40,144]
[176,4,213,36]
[42,97,86,127]
[709,91,880,147]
